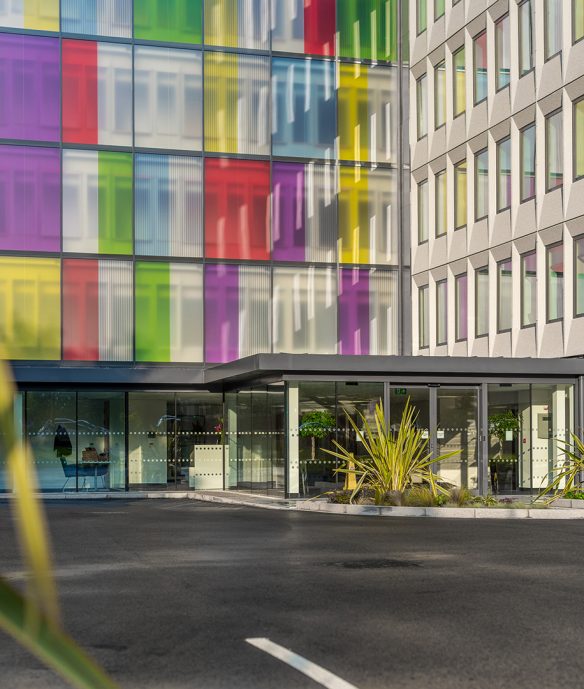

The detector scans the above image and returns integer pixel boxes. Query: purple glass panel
[272,162,305,261]
[0,34,60,142]
[205,264,239,363]
[339,268,370,355]
[0,145,61,252]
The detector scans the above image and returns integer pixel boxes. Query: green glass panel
[135,262,171,362]
[134,0,202,43]
[338,0,397,62]
[98,151,133,255]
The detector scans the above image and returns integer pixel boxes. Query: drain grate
[325,558,420,569]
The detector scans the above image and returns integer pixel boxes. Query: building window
[453,47,466,117]
[418,179,429,244]
[521,251,537,327]
[575,98,584,180]
[475,149,489,220]
[545,0,562,60]
[434,61,446,128]
[546,110,563,191]
[475,266,489,337]
[435,0,445,20]
[547,243,564,321]
[417,0,427,33]
[473,31,487,104]
[519,1,534,75]
[454,160,467,229]
[436,279,447,345]
[417,74,427,139]
[455,273,468,341]
[520,124,536,201]
[435,170,447,237]
[575,236,584,316]
[496,15,510,90]
[497,259,513,331]
[575,0,584,43]
[419,285,429,348]
[497,137,511,211]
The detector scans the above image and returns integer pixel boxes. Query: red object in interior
[63,259,100,361]
[205,158,271,261]
[304,0,336,57]
[62,39,98,144]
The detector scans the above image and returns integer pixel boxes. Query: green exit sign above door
[393,388,407,395]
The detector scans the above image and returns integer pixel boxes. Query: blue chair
[60,457,108,491]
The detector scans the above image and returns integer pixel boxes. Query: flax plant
[324,399,459,505]
[0,356,119,689]
[536,433,584,504]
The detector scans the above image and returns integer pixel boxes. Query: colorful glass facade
[0,3,402,365]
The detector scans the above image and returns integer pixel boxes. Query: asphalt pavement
[1,499,583,689]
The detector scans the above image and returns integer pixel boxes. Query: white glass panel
[305,163,337,263]
[238,265,271,357]
[369,270,399,355]
[97,43,132,146]
[98,260,133,361]
[62,149,99,254]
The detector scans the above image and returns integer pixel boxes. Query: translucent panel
[271,0,335,56]
[435,170,446,237]
[238,265,271,359]
[0,145,60,252]
[273,266,337,355]
[204,52,269,155]
[521,124,536,200]
[519,0,533,75]
[0,0,59,30]
[521,251,537,326]
[455,161,467,229]
[0,256,60,360]
[475,266,489,336]
[135,154,203,258]
[453,48,465,116]
[205,264,239,362]
[339,166,397,265]
[455,273,468,340]
[135,262,203,362]
[135,46,202,151]
[272,162,337,263]
[369,269,399,355]
[63,259,132,361]
[545,0,562,59]
[205,0,269,50]
[417,179,428,243]
[418,285,429,348]
[435,0,445,18]
[338,0,397,62]
[338,63,395,163]
[576,0,584,42]
[62,0,132,37]
[416,74,427,138]
[205,158,270,260]
[575,238,584,316]
[547,243,563,321]
[475,149,488,219]
[546,111,563,190]
[0,34,60,141]
[272,57,335,159]
[63,149,132,255]
[575,100,584,180]
[497,260,512,331]
[496,15,510,89]
[497,138,511,210]
[473,31,487,103]
[417,0,427,33]
[134,0,202,43]
[434,61,446,128]
[436,279,447,344]
[338,268,370,354]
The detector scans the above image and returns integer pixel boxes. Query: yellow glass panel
[204,51,239,153]
[339,166,370,264]
[204,0,237,47]
[0,257,61,360]
[338,63,369,163]
[24,0,59,31]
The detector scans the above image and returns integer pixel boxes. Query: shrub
[536,433,584,504]
[448,486,473,507]
[405,486,438,507]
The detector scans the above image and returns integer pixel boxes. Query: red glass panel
[63,259,99,361]
[205,158,270,261]
[305,0,336,56]
[62,39,98,144]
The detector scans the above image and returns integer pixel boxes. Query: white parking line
[246,637,359,689]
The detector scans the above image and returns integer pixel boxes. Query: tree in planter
[298,410,335,494]
[488,410,519,460]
